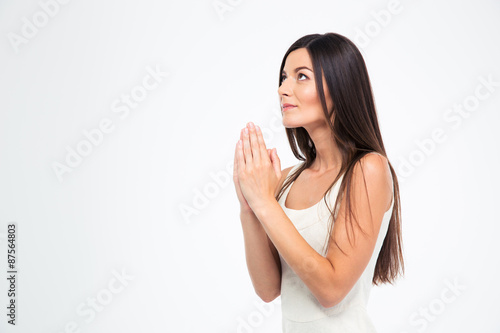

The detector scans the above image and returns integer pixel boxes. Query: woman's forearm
[240,209,282,302]
[251,200,336,308]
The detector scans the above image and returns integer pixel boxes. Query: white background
[1,0,499,332]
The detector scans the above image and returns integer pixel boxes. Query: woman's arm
[251,154,393,308]
[240,165,293,302]
[240,209,281,302]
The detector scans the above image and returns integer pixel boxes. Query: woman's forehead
[283,49,313,73]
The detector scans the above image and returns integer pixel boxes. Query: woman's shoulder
[354,152,393,210]
[358,152,391,178]
[274,163,301,197]
[281,162,303,178]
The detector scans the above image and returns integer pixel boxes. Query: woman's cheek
[300,86,320,107]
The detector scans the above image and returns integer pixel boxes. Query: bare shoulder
[281,165,295,178]
[354,152,393,211]
[274,165,296,197]
[358,153,391,177]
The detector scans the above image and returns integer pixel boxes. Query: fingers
[253,124,269,163]
[239,129,246,164]
[236,138,246,173]
[240,122,266,168]
[271,148,281,179]
[246,123,261,165]
[242,127,253,166]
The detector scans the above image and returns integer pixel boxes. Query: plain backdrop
[1,0,499,332]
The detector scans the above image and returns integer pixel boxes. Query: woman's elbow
[318,288,344,308]
[258,288,281,303]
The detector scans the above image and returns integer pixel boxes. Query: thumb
[271,148,281,178]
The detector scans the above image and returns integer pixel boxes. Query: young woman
[233,32,404,332]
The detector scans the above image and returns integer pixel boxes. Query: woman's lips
[283,105,296,111]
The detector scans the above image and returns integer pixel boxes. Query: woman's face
[278,48,333,129]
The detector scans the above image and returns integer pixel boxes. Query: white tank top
[277,161,394,332]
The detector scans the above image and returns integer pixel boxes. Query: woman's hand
[233,128,252,212]
[233,140,278,213]
[234,122,281,213]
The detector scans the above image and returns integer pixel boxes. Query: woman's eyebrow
[281,66,313,74]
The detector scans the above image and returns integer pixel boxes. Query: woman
[233,32,404,332]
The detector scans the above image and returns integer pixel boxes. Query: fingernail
[256,125,260,132]
[244,128,249,134]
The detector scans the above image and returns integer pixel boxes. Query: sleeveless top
[277,161,394,332]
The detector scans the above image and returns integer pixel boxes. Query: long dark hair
[275,32,404,286]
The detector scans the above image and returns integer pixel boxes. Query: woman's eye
[280,73,308,84]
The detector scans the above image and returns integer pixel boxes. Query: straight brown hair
[275,32,404,286]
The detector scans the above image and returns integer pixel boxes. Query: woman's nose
[278,78,292,97]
